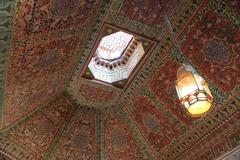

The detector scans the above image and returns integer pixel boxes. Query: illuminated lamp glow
[175,64,213,117]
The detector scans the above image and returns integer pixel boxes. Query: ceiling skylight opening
[88,31,145,84]
[97,31,133,61]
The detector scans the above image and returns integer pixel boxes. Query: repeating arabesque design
[161,2,240,158]
[130,96,181,152]
[8,37,79,85]
[148,59,195,125]
[113,0,204,112]
[163,91,240,159]
[68,0,197,110]
[3,69,69,128]
[0,0,113,159]
[170,46,227,105]
[104,111,149,160]
[119,0,177,27]
[67,0,114,108]
[68,0,204,110]
[114,0,239,159]
[13,0,101,38]
[69,78,120,109]
[95,110,103,160]
[143,85,187,132]
[2,0,103,128]
[180,114,240,160]
[110,0,218,159]
[179,6,240,93]
[0,95,74,160]
[0,0,239,160]
[209,0,240,27]
[0,137,35,160]
[49,108,97,160]
[79,84,116,102]
[1,96,74,159]
[6,96,74,159]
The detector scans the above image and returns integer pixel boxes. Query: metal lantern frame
[158,0,213,117]
[175,65,213,117]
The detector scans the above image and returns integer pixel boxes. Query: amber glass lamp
[175,64,213,117]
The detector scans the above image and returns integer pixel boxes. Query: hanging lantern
[175,64,213,117]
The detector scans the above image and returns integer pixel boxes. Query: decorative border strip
[119,106,158,160]
[46,105,98,160]
[107,1,207,159]
[96,110,105,160]
[1,0,238,160]
[67,0,113,106]
[218,145,240,160]
[164,91,240,159]
[209,0,240,28]
[0,141,35,160]
[0,0,14,129]
[0,94,73,159]
[43,94,77,159]
[143,86,187,132]
[0,149,19,160]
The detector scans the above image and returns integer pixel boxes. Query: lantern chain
[158,0,184,63]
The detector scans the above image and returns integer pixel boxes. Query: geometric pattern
[130,96,181,152]
[5,96,74,159]
[104,111,149,159]
[179,9,240,93]
[49,108,96,160]
[0,0,239,160]
[2,0,103,128]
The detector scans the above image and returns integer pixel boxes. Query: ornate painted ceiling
[0,0,239,159]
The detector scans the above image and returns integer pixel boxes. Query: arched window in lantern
[175,64,213,117]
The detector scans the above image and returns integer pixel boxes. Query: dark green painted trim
[0,0,15,129]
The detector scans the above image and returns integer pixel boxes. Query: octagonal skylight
[97,31,133,60]
[88,31,145,83]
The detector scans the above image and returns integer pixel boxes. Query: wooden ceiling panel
[0,0,239,159]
